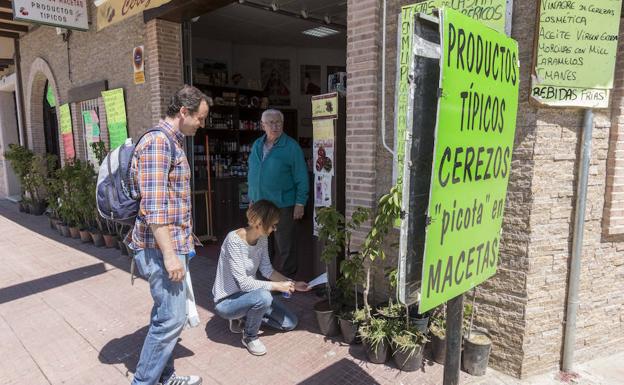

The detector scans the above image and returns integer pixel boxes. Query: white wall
[192,37,346,139]
[0,89,21,198]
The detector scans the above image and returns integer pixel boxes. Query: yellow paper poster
[312,93,338,119]
[312,119,334,141]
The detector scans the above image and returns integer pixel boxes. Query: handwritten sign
[101,88,128,150]
[419,8,519,313]
[531,0,622,108]
[394,1,510,225]
[59,104,75,160]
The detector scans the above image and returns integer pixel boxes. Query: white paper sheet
[307,272,328,288]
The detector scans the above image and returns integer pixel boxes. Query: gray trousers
[269,206,298,276]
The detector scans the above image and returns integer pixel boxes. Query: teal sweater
[248,134,309,208]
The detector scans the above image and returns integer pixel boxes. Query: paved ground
[0,200,621,385]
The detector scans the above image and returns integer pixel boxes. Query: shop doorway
[43,80,60,160]
[185,0,347,280]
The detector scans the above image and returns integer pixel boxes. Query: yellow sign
[133,45,145,85]
[531,0,622,108]
[312,93,338,119]
[97,0,172,31]
[312,119,334,141]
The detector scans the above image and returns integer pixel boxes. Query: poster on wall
[418,8,520,313]
[530,0,622,108]
[314,175,333,207]
[13,0,89,31]
[261,58,291,106]
[312,118,335,177]
[195,59,228,86]
[82,110,101,166]
[59,104,75,160]
[133,46,145,85]
[101,88,128,150]
[301,65,322,95]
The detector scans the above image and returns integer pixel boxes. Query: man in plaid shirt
[130,85,209,385]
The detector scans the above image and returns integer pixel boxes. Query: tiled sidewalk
[4,199,619,385]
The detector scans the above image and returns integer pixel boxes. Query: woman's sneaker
[229,318,244,334]
[242,336,267,356]
[160,373,202,385]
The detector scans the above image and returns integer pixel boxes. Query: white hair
[261,109,284,122]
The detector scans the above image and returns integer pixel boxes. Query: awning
[96,0,173,31]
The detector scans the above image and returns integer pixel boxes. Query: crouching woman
[212,199,309,356]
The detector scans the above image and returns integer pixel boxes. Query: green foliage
[90,141,108,165]
[359,316,391,351]
[4,144,51,204]
[391,325,429,356]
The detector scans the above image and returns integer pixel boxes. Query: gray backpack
[96,128,176,225]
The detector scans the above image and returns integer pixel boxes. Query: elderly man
[247,109,309,276]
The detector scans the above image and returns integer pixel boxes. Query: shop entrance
[185,0,347,280]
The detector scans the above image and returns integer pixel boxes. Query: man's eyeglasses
[262,120,282,127]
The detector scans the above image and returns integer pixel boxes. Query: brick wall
[20,4,152,157]
[145,19,184,126]
[368,0,624,378]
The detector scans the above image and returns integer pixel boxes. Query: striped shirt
[128,121,194,254]
[212,231,274,302]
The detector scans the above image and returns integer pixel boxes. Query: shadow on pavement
[296,358,381,385]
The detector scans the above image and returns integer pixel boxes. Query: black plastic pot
[363,338,389,364]
[18,202,26,212]
[462,331,492,376]
[313,300,340,336]
[431,332,446,364]
[29,202,46,216]
[392,343,424,372]
[410,316,430,333]
[338,317,360,344]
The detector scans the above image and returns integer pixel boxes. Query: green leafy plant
[391,324,429,358]
[359,316,391,352]
[316,206,345,307]
[361,184,402,319]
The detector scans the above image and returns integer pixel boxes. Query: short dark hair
[247,200,280,232]
[166,85,209,118]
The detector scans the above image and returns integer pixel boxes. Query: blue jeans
[131,249,188,385]
[214,289,298,339]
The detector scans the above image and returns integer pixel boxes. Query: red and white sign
[13,0,89,31]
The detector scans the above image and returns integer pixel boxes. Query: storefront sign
[101,88,128,150]
[312,93,338,119]
[419,8,519,313]
[394,1,511,225]
[530,0,622,108]
[59,104,75,160]
[96,0,172,31]
[133,45,145,85]
[13,0,89,31]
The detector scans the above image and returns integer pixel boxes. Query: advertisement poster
[82,110,101,165]
[133,46,145,85]
[314,175,332,207]
[261,58,291,106]
[419,9,520,313]
[101,88,128,150]
[59,104,75,160]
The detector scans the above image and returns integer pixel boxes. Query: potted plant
[461,299,491,376]
[359,316,391,364]
[4,144,34,213]
[314,206,345,336]
[391,322,428,372]
[335,207,370,344]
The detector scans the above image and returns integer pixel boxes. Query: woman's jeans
[131,248,188,385]
[214,289,298,339]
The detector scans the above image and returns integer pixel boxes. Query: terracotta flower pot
[79,230,92,243]
[69,226,81,239]
[103,234,116,248]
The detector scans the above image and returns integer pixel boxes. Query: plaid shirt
[128,121,194,254]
